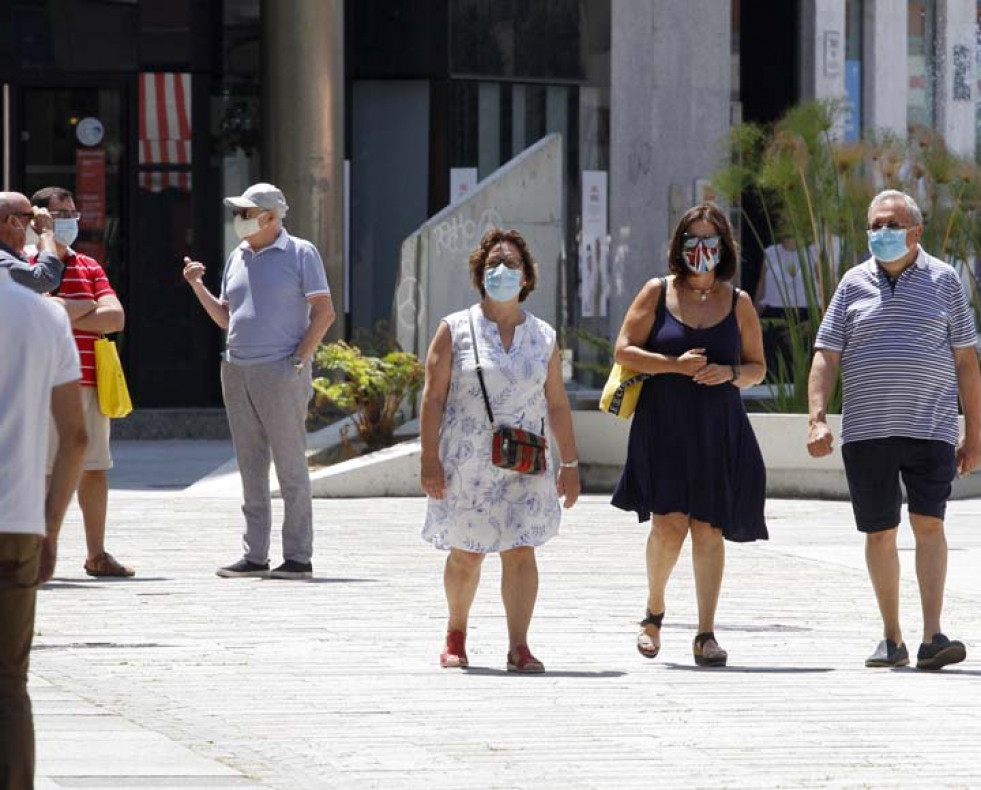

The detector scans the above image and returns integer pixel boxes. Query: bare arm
[40,380,88,583]
[544,344,580,509]
[294,294,336,362]
[71,294,125,334]
[51,296,97,321]
[954,346,981,476]
[614,278,705,376]
[806,348,840,457]
[182,257,230,330]
[419,323,453,499]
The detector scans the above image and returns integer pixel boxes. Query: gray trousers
[220,359,314,564]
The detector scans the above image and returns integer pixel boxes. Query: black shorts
[841,438,956,532]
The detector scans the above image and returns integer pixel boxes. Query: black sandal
[692,631,728,667]
[637,610,664,659]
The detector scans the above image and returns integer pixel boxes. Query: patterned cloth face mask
[682,234,721,274]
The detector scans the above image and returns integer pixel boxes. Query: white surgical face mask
[234,214,262,240]
[53,218,79,247]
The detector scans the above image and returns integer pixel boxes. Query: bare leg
[909,514,947,643]
[77,470,108,561]
[689,519,725,635]
[500,546,538,650]
[865,527,903,644]
[445,548,484,633]
[642,513,689,649]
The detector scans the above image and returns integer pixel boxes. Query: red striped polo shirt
[41,251,117,387]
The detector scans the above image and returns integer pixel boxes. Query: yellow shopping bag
[94,338,133,419]
[599,363,647,419]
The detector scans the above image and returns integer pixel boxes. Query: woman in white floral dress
[420,228,580,673]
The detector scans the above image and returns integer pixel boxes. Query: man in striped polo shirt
[808,190,981,670]
[31,187,134,578]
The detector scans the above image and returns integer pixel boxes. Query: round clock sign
[75,117,105,147]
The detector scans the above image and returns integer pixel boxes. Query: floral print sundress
[422,305,561,553]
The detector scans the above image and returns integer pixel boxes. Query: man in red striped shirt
[31,187,134,578]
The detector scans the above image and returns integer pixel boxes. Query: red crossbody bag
[467,308,548,475]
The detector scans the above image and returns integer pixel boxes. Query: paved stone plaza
[29,441,981,789]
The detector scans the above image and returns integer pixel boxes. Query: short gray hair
[868,190,923,226]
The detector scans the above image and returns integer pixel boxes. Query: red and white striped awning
[138,72,192,192]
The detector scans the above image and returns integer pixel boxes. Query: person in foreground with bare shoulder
[612,203,768,667]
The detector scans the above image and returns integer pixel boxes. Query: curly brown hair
[667,202,739,282]
[468,227,538,302]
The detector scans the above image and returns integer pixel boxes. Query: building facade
[1,0,979,408]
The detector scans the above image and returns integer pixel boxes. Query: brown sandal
[84,552,135,578]
[637,610,664,659]
[693,631,727,667]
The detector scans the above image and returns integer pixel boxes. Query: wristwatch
[730,363,741,382]
[289,354,304,370]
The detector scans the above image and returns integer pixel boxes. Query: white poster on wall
[580,170,609,318]
[450,167,478,205]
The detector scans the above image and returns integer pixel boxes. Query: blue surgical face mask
[867,227,909,263]
[53,218,79,247]
[484,264,523,302]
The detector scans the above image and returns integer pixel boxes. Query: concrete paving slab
[22,441,981,788]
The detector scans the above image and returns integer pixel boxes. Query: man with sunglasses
[0,191,64,293]
[808,190,981,670]
[30,186,134,579]
[183,183,335,580]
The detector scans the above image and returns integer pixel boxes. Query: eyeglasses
[231,208,265,219]
[682,233,720,249]
[3,212,33,221]
[50,210,81,220]
[486,256,523,270]
[867,222,910,231]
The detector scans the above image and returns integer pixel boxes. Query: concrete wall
[799,0,848,112]
[394,134,563,359]
[862,0,908,137]
[936,0,977,157]
[608,0,731,330]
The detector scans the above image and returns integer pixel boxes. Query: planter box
[309,411,981,499]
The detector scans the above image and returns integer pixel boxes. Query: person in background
[0,191,63,293]
[183,183,335,580]
[31,187,133,578]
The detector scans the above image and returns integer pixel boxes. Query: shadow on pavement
[462,667,627,678]
[255,577,379,584]
[891,666,981,677]
[662,663,834,674]
[42,577,172,589]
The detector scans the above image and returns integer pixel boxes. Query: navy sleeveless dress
[612,280,768,542]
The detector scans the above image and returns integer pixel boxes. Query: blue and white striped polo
[815,247,977,446]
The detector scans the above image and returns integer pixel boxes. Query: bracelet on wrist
[559,459,579,469]
[730,364,741,382]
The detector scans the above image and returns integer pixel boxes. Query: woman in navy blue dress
[612,203,768,667]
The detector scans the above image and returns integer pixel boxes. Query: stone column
[799,0,847,109]
[862,0,907,138]
[935,0,976,158]
[261,0,345,339]
[609,0,731,328]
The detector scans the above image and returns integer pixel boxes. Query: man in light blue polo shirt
[183,183,335,580]
[807,190,981,670]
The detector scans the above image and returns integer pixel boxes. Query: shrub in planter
[312,341,424,451]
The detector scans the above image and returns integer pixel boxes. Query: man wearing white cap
[183,183,335,579]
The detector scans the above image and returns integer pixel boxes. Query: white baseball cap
[223,183,289,217]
